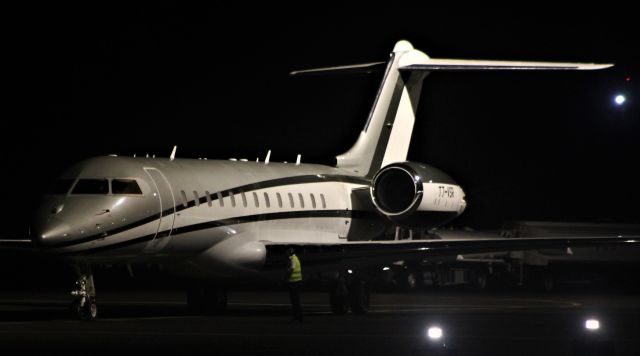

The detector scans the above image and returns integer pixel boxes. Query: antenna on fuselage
[170,145,177,161]
[265,150,271,164]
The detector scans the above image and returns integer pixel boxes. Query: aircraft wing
[0,239,34,251]
[262,235,639,271]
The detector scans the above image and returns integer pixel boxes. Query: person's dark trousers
[288,281,303,321]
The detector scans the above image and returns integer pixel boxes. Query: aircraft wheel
[72,298,97,321]
[406,271,418,290]
[329,283,349,315]
[398,269,420,291]
[542,272,555,292]
[474,268,489,291]
[348,280,370,315]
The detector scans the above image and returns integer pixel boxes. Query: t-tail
[293,40,612,178]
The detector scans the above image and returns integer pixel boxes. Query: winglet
[170,145,177,161]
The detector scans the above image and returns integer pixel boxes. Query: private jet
[2,40,636,320]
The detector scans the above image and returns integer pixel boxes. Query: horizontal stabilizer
[400,59,613,71]
[290,61,386,76]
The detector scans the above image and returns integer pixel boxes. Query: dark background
[3,6,639,238]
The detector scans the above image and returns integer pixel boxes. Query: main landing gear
[329,274,370,315]
[71,265,97,321]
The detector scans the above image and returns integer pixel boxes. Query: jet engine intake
[370,162,466,228]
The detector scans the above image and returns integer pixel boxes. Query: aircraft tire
[329,283,349,315]
[348,280,370,315]
[474,268,489,291]
[72,298,97,321]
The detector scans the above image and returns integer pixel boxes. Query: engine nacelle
[370,162,466,228]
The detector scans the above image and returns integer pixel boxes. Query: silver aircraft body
[3,40,637,319]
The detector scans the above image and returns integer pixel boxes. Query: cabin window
[193,191,200,207]
[298,193,305,208]
[205,191,212,207]
[264,192,271,208]
[72,179,109,195]
[229,191,236,207]
[111,179,142,195]
[288,192,294,208]
[241,192,248,207]
[48,179,74,195]
[181,190,188,208]
[253,192,259,207]
[310,193,316,209]
[217,192,224,207]
[320,194,326,209]
[276,193,283,208]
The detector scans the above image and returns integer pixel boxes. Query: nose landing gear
[71,266,97,321]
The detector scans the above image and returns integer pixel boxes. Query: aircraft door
[143,167,176,253]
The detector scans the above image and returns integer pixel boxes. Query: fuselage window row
[179,189,328,210]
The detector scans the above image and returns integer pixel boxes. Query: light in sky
[614,94,626,106]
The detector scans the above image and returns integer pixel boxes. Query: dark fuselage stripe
[60,209,382,255]
[45,174,370,249]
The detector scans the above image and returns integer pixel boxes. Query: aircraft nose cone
[31,216,71,248]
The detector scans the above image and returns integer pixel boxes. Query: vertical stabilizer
[332,40,611,177]
[336,40,430,177]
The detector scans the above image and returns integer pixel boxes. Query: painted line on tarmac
[0,329,422,339]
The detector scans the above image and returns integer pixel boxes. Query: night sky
[4,6,639,237]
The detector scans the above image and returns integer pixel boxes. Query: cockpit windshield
[71,179,109,195]
[111,179,142,194]
[66,178,143,195]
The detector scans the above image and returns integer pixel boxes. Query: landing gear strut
[329,274,370,315]
[71,265,97,321]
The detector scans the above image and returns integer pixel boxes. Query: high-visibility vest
[289,254,302,282]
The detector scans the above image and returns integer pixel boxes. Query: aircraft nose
[31,218,73,248]
[31,204,72,248]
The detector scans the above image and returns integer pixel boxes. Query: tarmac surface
[0,289,638,356]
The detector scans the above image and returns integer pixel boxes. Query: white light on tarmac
[614,94,626,105]
[347,269,353,274]
[585,319,600,331]
[382,266,390,271]
[427,327,443,340]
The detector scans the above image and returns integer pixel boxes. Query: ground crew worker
[287,248,303,322]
